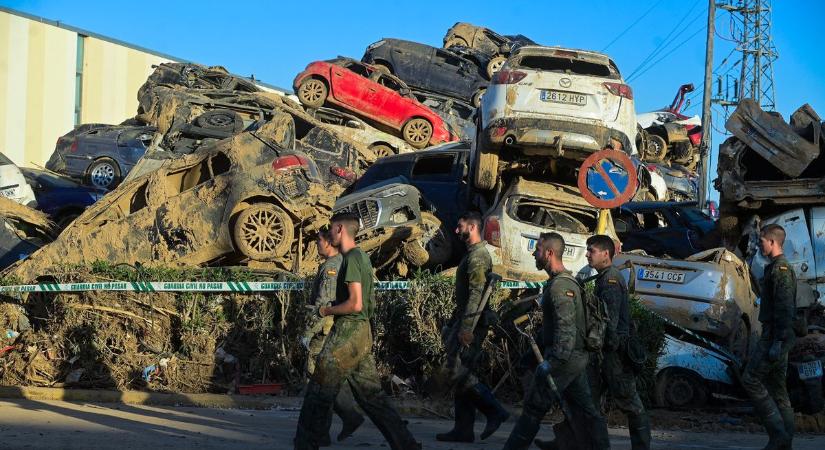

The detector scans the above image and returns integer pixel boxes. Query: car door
[624,207,698,258]
[752,208,816,283]
[371,74,411,129]
[431,50,474,99]
[408,152,462,227]
[329,62,382,118]
[810,207,825,299]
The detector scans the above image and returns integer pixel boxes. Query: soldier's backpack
[557,273,610,352]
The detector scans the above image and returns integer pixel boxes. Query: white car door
[810,207,825,298]
[751,208,815,281]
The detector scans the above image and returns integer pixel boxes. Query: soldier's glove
[768,340,784,361]
[535,360,552,380]
[299,336,311,350]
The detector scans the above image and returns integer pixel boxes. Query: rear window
[507,196,596,233]
[515,55,618,79]
[411,154,456,180]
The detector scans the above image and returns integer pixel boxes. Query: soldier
[294,212,421,450]
[503,232,610,450]
[436,211,509,442]
[537,235,650,450]
[742,224,795,450]
[300,228,364,445]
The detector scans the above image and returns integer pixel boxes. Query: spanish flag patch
[565,290,575,297]
[608,279,618,284]
[326,270,337,276]
[778,266,788,271]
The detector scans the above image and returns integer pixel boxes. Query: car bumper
[482,116,634,159]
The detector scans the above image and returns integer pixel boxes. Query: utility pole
[698,0,715,208]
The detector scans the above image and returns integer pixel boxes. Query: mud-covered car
[4,118,336,282]
[613,201,719,259]
[636,84,702,168]
[443,22,536,78]
[362,39,489,107]
[413,91,476,141]
[474,46,637,189]
[483,177,617,281]
[646,162,698,201]
[309,107,416,157]
[615,248,759,359]
[138,62,260,99]
[21,168,105,229]
[0,197,55,271]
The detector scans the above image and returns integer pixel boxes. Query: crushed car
[0,152,37,206]
[613,201,719,259]
[475,45,637,189]
[4,117,336,282]
[636,84,702,169]
[483,177,618,281]
[443,22,536,78]
[362,39,489,106]
[0,197,55,270]
[294,57,458,149]
[309,107,417,157]
[615,248,759,359]
[21,168,105,229]
[413,91,476,141]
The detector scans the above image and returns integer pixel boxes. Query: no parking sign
[576,149,638,209]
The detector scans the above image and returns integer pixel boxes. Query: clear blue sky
[5,0,824,199]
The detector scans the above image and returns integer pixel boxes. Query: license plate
[527,238,575,258]
[637,268,686,284]
[797,360,823,380]
[540,90,586,106]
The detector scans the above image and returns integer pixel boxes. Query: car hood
[334,179,418,210]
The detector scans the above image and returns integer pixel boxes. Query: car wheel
[655,369,708,408]
[370,144,395,159]
[444,37,468,49]
[646,134,668,162]
[195,109,243,133]
[371,63,391,75]
[408,212,453,267]
[472,88,486,108]
[473,147,499,190]
[486,55,507,79]
[87,158,121,190]
[297,78,328,108]
[233,203,294,260]
[402,118,433,149]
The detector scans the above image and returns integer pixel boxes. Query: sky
[5,0,825,200]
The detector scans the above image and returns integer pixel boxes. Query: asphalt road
[0,399,823,449]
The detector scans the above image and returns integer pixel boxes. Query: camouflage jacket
[759,254,796,341]
[596,265,630,340]
[542,270,586,363]
[304,254,342,339]
[451,240,492,334]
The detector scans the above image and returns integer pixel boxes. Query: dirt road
[0,398,822,449]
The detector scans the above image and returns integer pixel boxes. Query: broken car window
[509,197,592,233]
[345,62,370,78]
[434,50,463,68]
[411,154,455,180]
[377,74,402,91]
[515,56,617,79]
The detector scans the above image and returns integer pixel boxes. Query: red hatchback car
[293,58,457,149]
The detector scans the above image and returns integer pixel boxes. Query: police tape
[0,280,546,293]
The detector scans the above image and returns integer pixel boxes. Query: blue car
[21,168,106,228]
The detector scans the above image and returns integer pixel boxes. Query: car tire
[646,134,668,162]
[444,37,468,49]
[297,78,328,109]
[195,109,243,133]
[407,211,453,268]
[472,88,486,108]
[402,118,433,149]
[233,203,294,260]
[486,55,507,79]
[473,147,499,190]
[86,158,122,190]
[370,144,395,159]
[655,369,708,409]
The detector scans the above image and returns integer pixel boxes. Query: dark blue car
[21,168,106,228]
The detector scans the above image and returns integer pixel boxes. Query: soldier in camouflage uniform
[436,211,509,443]
[300,228,364,445]
[503,232,610,450]
[294,212,420,450]
[742,224,796,450]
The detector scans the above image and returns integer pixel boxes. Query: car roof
[512,45,614,66]
[504,177,597,209]
[372,141,470,163]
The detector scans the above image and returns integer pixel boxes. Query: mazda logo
[559,78,572,88]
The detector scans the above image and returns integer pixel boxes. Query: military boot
[778,407,795,450]
[435,391,475,442]
[752,395,791,450]
[533,437,560,450]
[470,383,510,440]
[628,412,652,450]
[502,414,542,450]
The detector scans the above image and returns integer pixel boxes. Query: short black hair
[761,223,786,246]
[539,232,565,259]
[586,234,616,259]
[317,226,331,243]
[330,211,360,237]
[458,210,483,228]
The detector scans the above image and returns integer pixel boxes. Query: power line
[625,3,702,80]
[627,25,707,83]
[601,0,665,51]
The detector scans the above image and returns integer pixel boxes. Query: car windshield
[507,196,595,233]
[354,159,411,190]
[514,55,619,79]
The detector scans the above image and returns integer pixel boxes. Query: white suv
[474,46,638,189]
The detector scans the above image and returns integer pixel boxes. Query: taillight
[272,154,309,171]
[603,82,633,100]
[492,70,527,85]
[330,166,356,182]
[484,216,501,247]
[69,139,78,153]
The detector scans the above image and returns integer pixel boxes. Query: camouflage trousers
[306,330,362,435]
[294,320,418,450]
[742,336,795,410]
[442,323,490,393]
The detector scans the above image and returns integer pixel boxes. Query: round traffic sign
[577,149,638,208]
